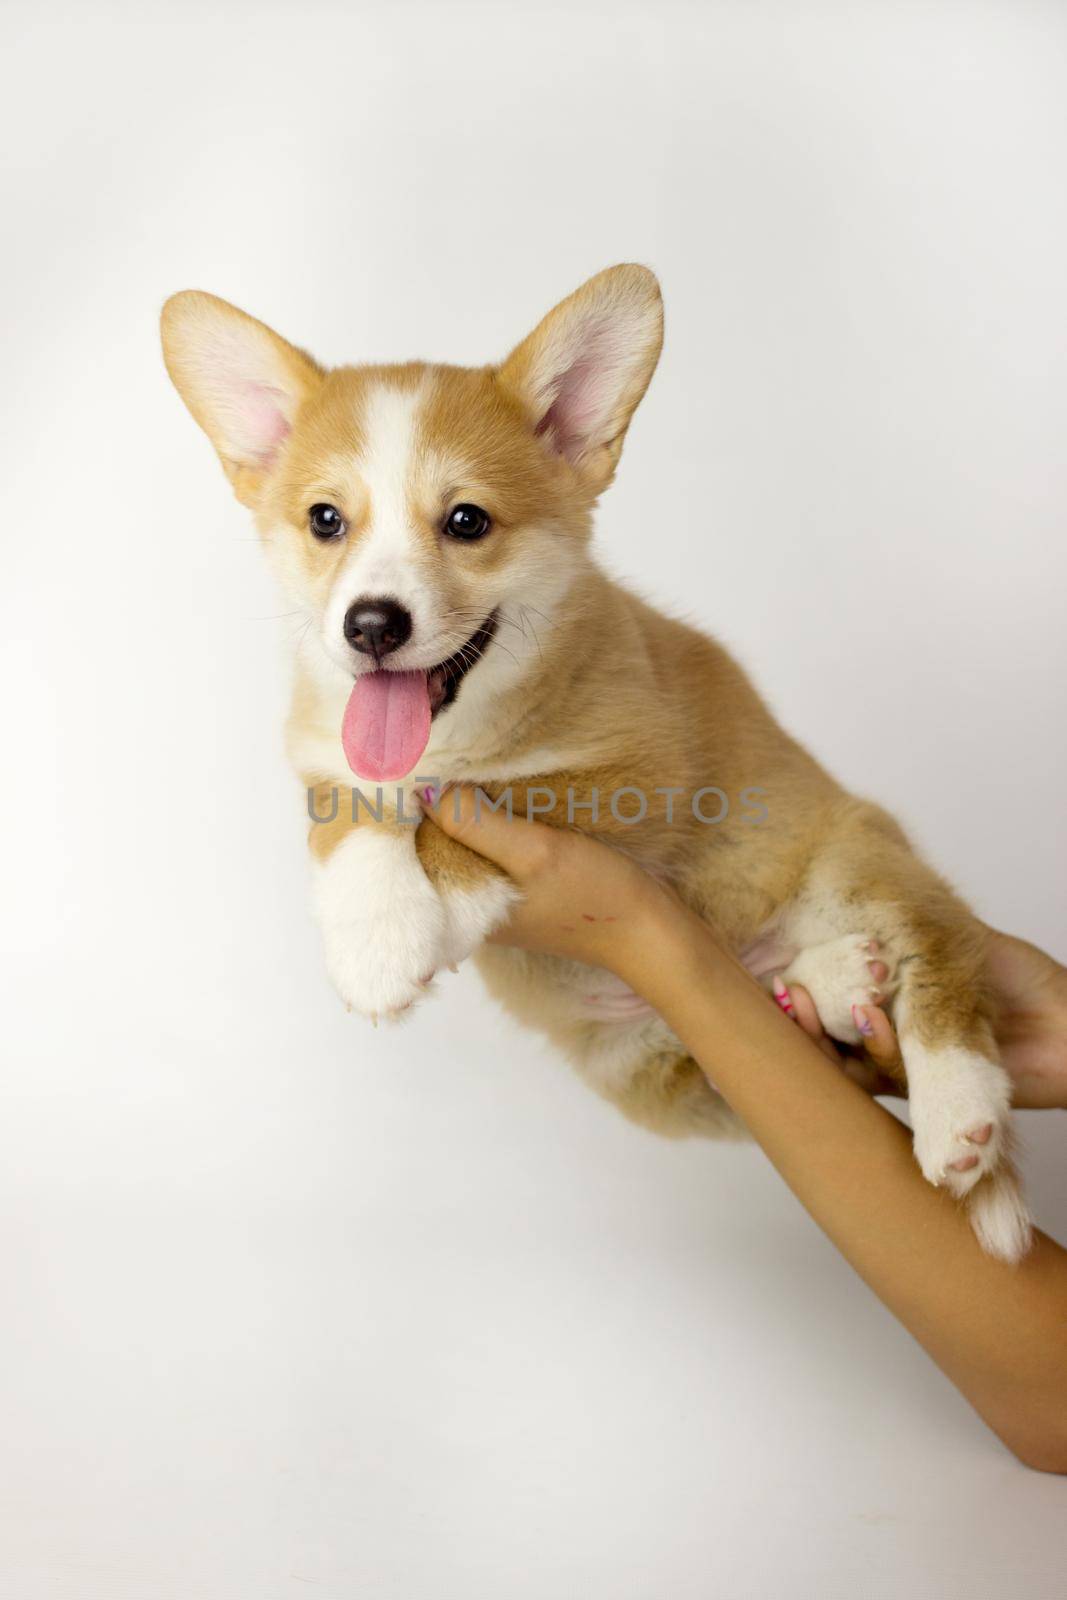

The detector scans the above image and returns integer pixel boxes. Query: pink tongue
[341,671,432,782]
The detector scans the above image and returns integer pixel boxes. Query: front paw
[313,831,446,1019]
[438,874,521,970]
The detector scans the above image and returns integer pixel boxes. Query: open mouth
[340,610,498,782]
[426,610,499,717]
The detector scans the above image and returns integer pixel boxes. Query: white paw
[905,1046,1012,1197]
[438,873,521,970]
[781,934,896,1043]
[313,830,445,1020]
[903,1040,1032,1262]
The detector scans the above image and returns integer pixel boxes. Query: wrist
[612,882,723,1000]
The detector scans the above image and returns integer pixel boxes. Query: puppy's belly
[474,945,686,1093]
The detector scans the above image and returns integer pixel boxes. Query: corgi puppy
[161,265,1031,1262]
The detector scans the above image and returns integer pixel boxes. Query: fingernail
[772,976,795,1016]
[419,786,438,807]
[852,1004,874,1037]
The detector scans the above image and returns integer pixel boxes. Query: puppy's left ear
[498,263,663,491]
[160,290,323,508]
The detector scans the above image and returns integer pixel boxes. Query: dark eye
[309,503,346,540]
[444,503,491,541]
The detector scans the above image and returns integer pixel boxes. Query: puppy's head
[161,266,662,776]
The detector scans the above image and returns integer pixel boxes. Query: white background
[2,2,1066,1595]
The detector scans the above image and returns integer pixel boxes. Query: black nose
[343,598,413,662]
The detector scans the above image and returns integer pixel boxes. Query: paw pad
[780,933,898,1044]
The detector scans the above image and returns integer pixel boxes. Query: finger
[774,979,842,1063]
[420,783,553,876]
[853,1004,904,1075]
[838,1055,895,1095]
[786,982,824,1041]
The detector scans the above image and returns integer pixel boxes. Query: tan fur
[161,266,1027,1257]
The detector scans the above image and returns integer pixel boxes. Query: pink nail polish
[772,976,795,1016]
[420,786,438,806]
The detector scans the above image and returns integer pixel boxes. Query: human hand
[421,783,681,974]
[982,928,1067,1109]
[775,980,903,1094]
[426,787,1067,1111]
[779,927,1067,1111]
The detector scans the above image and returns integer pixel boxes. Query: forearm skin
[617,900,1067,1473]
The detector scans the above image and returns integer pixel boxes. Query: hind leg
[892,979,1031,1263]
[777,807,1033,1261]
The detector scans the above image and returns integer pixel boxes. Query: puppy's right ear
[160,291,323,507]
[498,264,663,494]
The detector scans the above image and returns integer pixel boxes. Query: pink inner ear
[198,318,299,467]
[234,379,291,465]
[536,316,622,462]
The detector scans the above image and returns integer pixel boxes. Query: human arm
[424,786,1067,1473]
